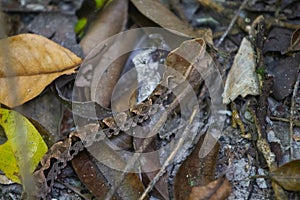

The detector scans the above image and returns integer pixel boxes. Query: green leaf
[0,108,48,183]
[95,0,107,10]
[75,17,87,35]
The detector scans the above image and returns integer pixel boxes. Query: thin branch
[215,0,248,48]
[289,67,300,159]
[270,116,300,127]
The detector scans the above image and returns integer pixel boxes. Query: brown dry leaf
[130,0,201,38]
[270,160,300,192]
[72,150,118,199]
[188,176,231,200]
[164,38,206,90]
[174,134,220,200]
[0,34,81,107]
[80,0,128,56]
[72,127,144,200]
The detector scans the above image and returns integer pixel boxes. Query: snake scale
[33,38,209,199]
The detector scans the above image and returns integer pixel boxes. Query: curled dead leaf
[0,34,81,107]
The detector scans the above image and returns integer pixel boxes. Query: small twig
[265,17,300,30]
[269,116,300,127]
[215,0,248,48]
[289,68,300,159]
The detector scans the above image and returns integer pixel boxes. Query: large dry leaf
[74,124,145,199]
[0,34,81,107]
[270,160,300,192]
[72,150,118,200]
[27,13,82,56]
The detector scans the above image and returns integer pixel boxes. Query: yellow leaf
[0,108,48,183]
[0,34,82,107]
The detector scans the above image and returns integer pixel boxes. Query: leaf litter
[1,0,300,199]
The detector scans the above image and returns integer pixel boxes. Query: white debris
[223,38,260,104]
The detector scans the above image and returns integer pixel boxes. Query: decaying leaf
[0,108,48,183]
[188,176,231,200]
[0,34,81,107]
[270,160,300,192]
[222,37,259,104]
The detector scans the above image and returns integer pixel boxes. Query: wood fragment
[289,71,300,159]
